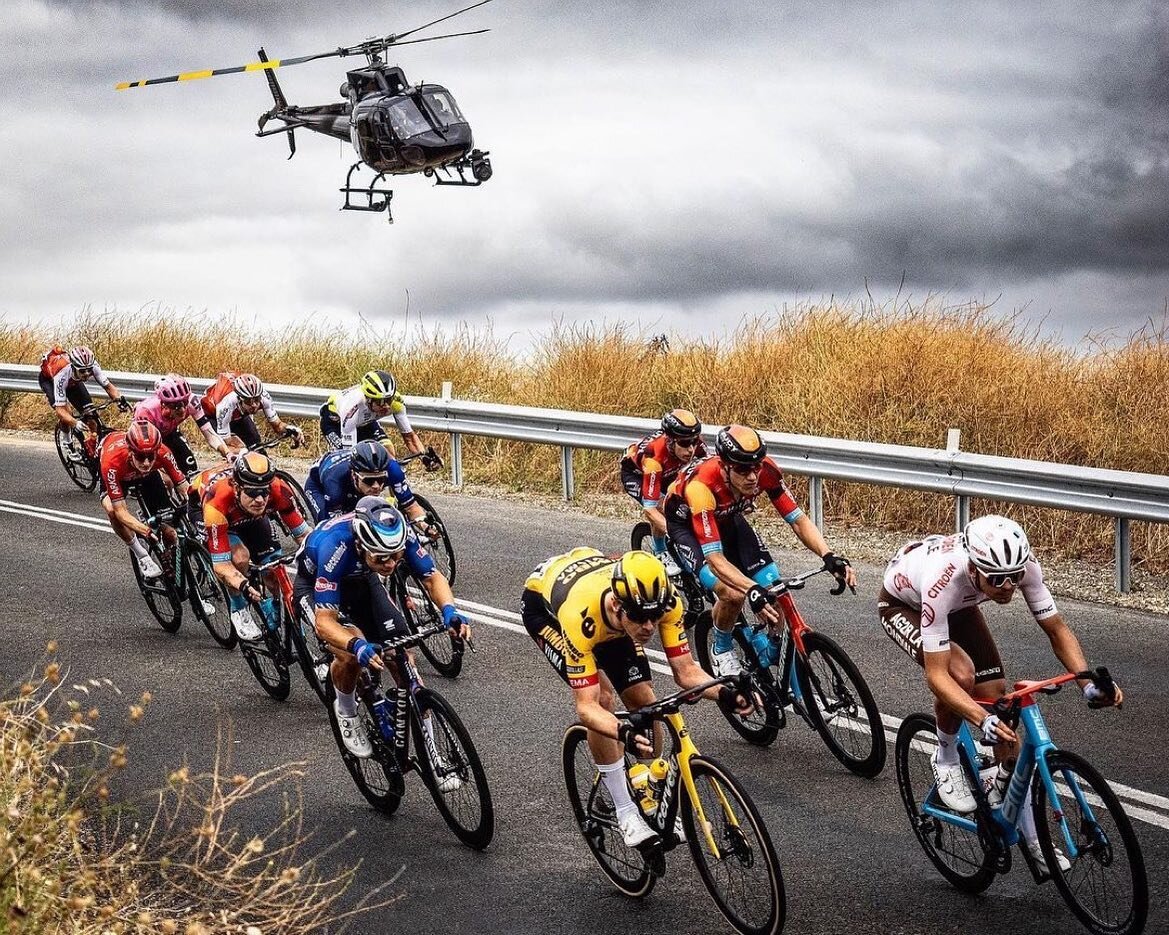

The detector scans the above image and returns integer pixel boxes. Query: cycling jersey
[665,456,803,558]
[881,535,1058,654]
[297,513,434,612]
[524,547,688,688]
[304,448,416,520]
[134,394,213,437]
[98,431,185,503]
[198,371,279,438]
[620,432,709,507]
[200,474,309,563]
[325,385,412,448]
[39,346,111,407]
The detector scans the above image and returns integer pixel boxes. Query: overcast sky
[1,0,1166,349]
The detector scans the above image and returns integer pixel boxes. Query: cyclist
[98,420,191,580]
[303,440,433,533]
[197,371,303,452]
[620,408,708,575]
[878,514,1124,875]
[38,344,132,444]
[663,424,856,677]
[522,548,753,849]
[294,498,469,773]
[319,369,437,469]
[134,373,231,476]
[198,452,311,642]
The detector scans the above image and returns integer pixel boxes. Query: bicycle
[398,447,456,584]
[128,494,234,645]
[690,568,886,778]
[54,398,121,491]
[562,675,784,935]
[233,552,304,701]
[630,523,706,629]
[895,667,1147,935]
[325,620,494,850]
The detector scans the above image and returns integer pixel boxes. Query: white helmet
[963,515,1031,574]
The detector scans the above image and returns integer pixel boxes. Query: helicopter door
[353,113,380,166]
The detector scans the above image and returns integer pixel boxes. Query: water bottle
[371,696,396,742]
[259,596,278,632]
[627,763,654,814]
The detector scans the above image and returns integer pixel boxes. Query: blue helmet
[351,439,390,475]
[352,496,407,555]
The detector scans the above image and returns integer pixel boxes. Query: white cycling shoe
[432,753,464,793]
[710,645,744,678]
[659,552,682,578]
[231,608,263,642]
[617,808,659,849]
[137,553,163,580]
[931,751,977,814]
[333,699,373,759]
[1026,839,1072,876]
[199,598,217,616]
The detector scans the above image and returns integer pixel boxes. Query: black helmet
[351,439,390,474]
[715,424,767,467]
[661,408,702,441]
[232,451,275,487]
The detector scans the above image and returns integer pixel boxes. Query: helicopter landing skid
[340,163,395,222]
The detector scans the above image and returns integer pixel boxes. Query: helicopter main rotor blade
[114,48,345,90]
[390,28,490,48]
[389,0,494,44]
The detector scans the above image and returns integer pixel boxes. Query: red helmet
[126,420,162,455]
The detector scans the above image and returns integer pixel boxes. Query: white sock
[1018,777,1038,844]
[129,536,150,559]
[334,687,358,718]
[935,727,961,766]
[597,759,637,816]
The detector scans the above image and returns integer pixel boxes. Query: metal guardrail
[4,362,1167,593]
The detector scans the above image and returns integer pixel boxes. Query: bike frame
[362,634,446,776]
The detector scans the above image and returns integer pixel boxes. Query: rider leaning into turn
[303,439,434,535]
[195,452,311,642]
[663,424,856,677]
[878,514,1123,877]
[39,344,132,439]
[98,420,191,581]
[522,548,753,850]
[197,370,303,452]
[134,373,231,476]
[319,369,437,469]
[620,408,708,575]
[294,498,469,777]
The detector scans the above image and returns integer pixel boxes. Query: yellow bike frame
[665,711,742,859]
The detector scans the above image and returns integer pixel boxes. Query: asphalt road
[2,434,1166,935]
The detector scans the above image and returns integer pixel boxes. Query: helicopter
[115,0,494,222]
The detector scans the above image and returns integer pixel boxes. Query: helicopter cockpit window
[386,99,430,139]
[421,90,464,128]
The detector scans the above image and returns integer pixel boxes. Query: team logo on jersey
[882,610,922,657]
[921,604,936,626]
[568,675,594,688]
[324,542,347,572]
[315,577,338,593]
[893,573,912,592]
[926,563,957,599]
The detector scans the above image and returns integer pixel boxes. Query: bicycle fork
[665,713,741,860]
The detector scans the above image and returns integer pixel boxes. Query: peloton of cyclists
[319,369,438,470]
[198,370,304,452]
[39,344,132,444]
[620,408,707,575]
[134,373,231,476]
[293,498,469,769]
[663,424,856,676]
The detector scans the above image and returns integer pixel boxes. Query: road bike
[399,447,456,585]
[895,668,1147,935]
[326,620,494,850]
[690,568,886,777]
[247,436,317,551]
[563,675,784,935]
[233,552,305,701]
[54,398,121,491]
[630,522,706,629]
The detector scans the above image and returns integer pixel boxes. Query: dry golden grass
[1,644,390,934]
[2,301,1167,570]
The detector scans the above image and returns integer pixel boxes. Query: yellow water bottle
[628,763,654,814]
[649,758,670,782]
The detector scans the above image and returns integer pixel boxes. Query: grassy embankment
[2,303,1167,572]
[0,646,388,933]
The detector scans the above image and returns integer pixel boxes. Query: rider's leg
[933,643,976,761]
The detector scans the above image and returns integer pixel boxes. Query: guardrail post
[809,475,824,529]
[561,446,575,501]
[441,381,463,489]
[1115,517,1131,593]
[947,428,968,531]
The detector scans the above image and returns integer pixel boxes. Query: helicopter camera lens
[472,157,492,182]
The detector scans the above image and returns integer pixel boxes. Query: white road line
[7,496,1169,830]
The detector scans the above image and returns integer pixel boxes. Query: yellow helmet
[360,369,396,401]
[611,550,676,621]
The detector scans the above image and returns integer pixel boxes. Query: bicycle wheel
[894,713,996,893]
[285,593,330,704]
[237,601,291,701]
[399,570,463,678]
[794,631,886,777]
[54,424,97,491]
[411,689,494,850]
[692,612,781,746]
[130,544,183,633]
[681,754,785,935]
[561,725,655,898]
[185,545,236,648]
[411,493,456,586]
[325,684,403,815]
[1033,749,1148,935]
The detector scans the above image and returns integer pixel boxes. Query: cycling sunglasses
[364,549,404,565]
[354,472,388,486]
[240,486,271,499]
[672,438,700,449]
[984,569,1025,588]
[728,463,762,476]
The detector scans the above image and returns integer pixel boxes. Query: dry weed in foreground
[1,644,394,934]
